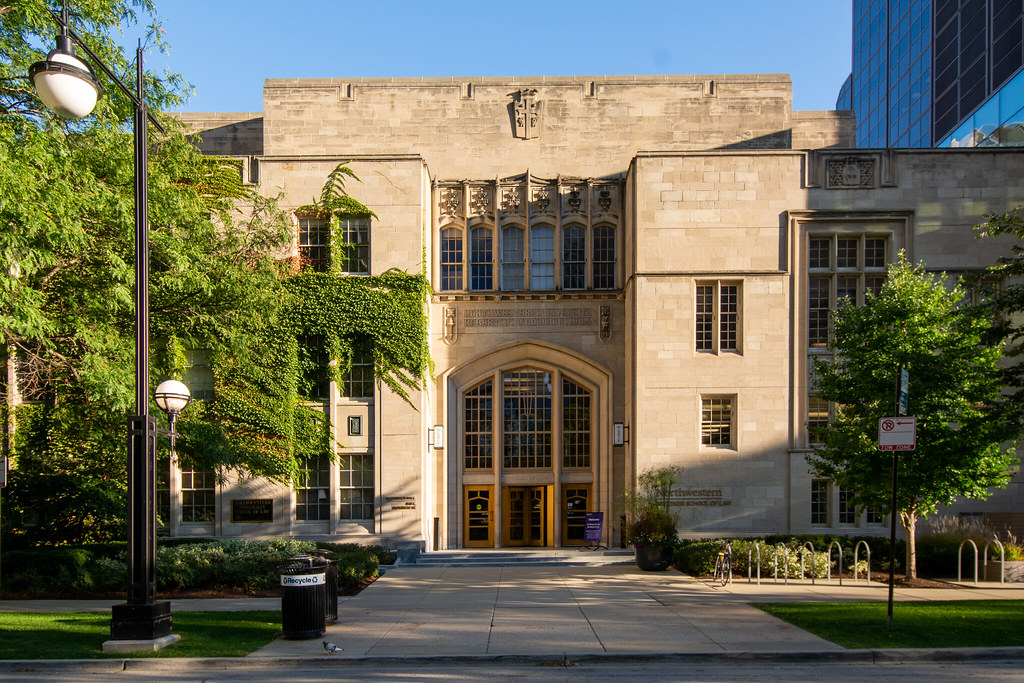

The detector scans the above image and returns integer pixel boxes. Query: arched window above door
[463,368,592,471]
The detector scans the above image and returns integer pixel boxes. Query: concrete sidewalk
[3,565,1023,660]
[248,565,1023,658]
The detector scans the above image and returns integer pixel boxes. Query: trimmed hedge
[1,539,388,597]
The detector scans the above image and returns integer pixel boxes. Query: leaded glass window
[441,227,463,291]
[501,225,525,290]
[502,370,552,468]
[530,224,555,290]
[562,378,591,468]
[464,380,494,469]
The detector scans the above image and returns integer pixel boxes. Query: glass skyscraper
[840,0,1024,147]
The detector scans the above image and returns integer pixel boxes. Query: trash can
[311,550,338,623]
[279,556,327,639]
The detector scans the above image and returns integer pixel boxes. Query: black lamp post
[30,7,179,649]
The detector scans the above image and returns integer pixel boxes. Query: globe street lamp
[30,7,177,650]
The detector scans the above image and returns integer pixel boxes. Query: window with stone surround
[807,395,830,446]
[180,463,216,523]
[562,223,586,290]
[437,181,619,294]
[700,396,734,447]
[336,216,371,274]
[298,217,329,272]
[339,453,374,521]
[810,479,829,526]
[695,281,741,353]
[530,224,555,290]
[440,226,463,290]
[470,226,494,291]
[463,369,592,472]
[838,487,857,525]
[295,455,331,521]
[501,224,526,290]
[593,224,616,289]
[339,352,374,399]
[807,234,888,347]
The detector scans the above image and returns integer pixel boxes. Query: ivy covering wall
[173,163,430,483]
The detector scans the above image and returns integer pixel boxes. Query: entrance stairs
[409,547,635,568]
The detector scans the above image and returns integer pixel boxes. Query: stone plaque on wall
[231,498,273,523]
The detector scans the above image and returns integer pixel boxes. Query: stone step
[410,549,634,567]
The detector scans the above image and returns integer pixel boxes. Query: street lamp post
[30,7,179,649]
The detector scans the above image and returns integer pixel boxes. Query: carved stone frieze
[470,187,491,216]
[510,88,542,139]
[599,305,611,341]
[826,157,875,188]
[596,187,614,214]
[566,185,584,214]
[443,306,457,345]
[533,186,553,215]
[502,186,523,214]
[440,187,461,216]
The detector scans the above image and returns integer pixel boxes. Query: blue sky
[136,1,853,114]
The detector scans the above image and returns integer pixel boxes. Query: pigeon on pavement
[322,640,342,654]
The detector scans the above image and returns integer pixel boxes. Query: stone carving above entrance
[434,173,625,226]
[826,156,876,189]
[509,89,542,139]
[470,187,491,215]
[440,186,461,216]
[443,306,457,345]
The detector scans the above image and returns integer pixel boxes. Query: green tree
[0,1,292,544]
[810,254,1018,578]
[0,5,429,545]
[974,207,1024,417]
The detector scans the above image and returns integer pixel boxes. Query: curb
[2,647,1024,672]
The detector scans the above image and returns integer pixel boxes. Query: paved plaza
[4,562,1023,664]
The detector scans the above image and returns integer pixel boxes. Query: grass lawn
[756,600,1024,649]
[0,611,281,659]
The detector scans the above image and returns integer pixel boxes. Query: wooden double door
[462,485,554,547]
[503,486,551,547]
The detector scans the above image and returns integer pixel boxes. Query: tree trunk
[901,510,917,579]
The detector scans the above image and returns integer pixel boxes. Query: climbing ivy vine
[175,163,429,483]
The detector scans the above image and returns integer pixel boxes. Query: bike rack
[726,541,733,584]
[983,537,1005,583]
[826,540,843,585]
[958,539,979,585]
[853,540,871,584]
[800,542,816,584]
[773,543,789,584]
[748,541,761,585]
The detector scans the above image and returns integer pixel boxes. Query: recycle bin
[311,550,339,623]
[279,556,327,639]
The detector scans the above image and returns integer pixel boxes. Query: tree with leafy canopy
[810,254,1018,578]
[974,207,1024,419]
[0,3,429,545]
[0,1,294,544]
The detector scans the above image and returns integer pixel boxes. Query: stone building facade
[175,74,1024,549]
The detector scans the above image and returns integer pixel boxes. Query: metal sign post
[881,367,915,632]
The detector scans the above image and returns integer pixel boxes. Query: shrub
[1,539,386,596]
[156,539,317,591]
[673,540,719,574]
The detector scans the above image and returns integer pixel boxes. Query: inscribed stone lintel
[502,474,553,485]
[462,307,596,328]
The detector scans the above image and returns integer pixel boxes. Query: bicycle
[712,542,732,586]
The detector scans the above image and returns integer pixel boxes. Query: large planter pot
[985,560,1024,582]
[634,544,673,571]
